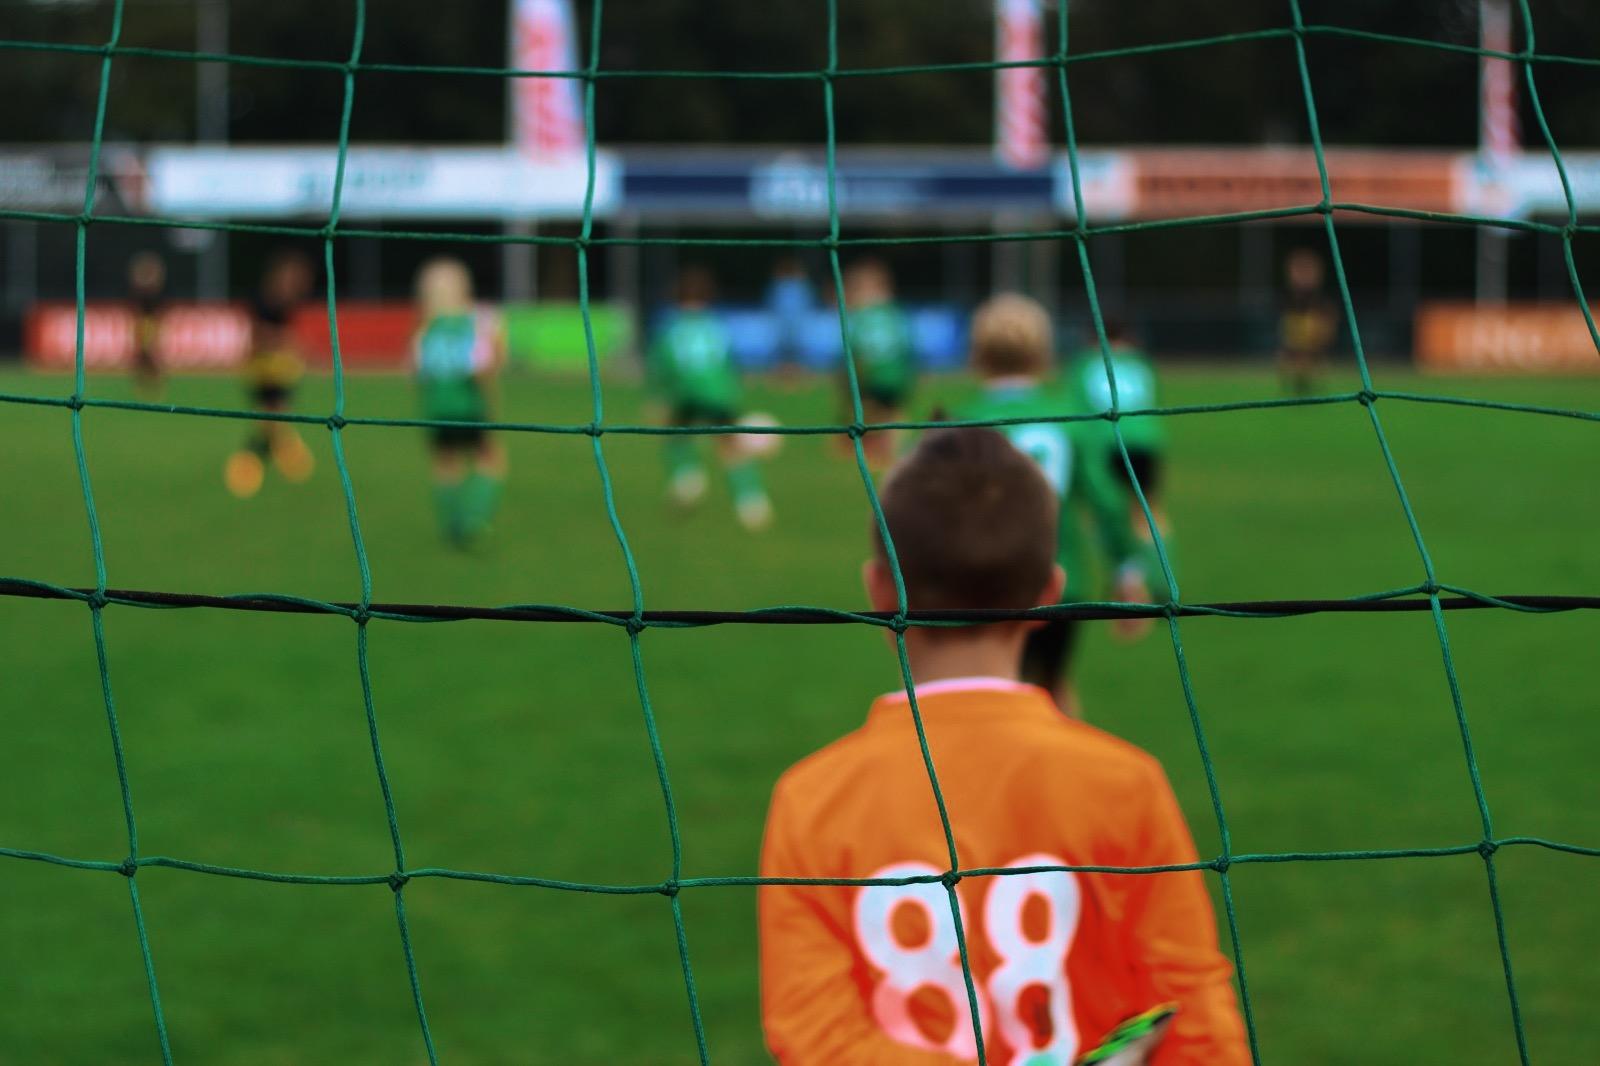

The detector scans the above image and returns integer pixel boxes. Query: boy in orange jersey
[759,428,1248,1066]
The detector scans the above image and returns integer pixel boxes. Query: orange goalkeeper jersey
[759,677,1248,1066]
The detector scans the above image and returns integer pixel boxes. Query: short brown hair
[875,428,1057,612]
[970,293,1053,378]
[676,264,716,306]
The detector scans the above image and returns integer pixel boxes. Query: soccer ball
[735,412,784,459]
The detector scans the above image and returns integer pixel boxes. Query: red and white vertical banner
[510,0,586,159]
[1480,0,1520,168]
[994,0,1048,170]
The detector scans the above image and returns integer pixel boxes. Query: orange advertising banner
[1128,149,1458,221]
[1415,302,1600,372]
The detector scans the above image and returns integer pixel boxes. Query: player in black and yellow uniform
[1277,247,1339,396]
[224,251,316,498]
[127,252,165,399]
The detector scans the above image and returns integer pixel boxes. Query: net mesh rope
[2,2,1600,1063]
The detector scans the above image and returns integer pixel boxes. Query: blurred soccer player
[412,257,507,547]
[766,256,815,371]
[759,427,1249,1066]
[842,257,915,467]
[954,294,1149,717]
[1277,247,1339,396]
[1071,318,1174,605]
[650,265,773,531]
[224,250,315,498]
[126,251,165,398]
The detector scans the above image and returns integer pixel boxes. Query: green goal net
[3,2,1600,1064]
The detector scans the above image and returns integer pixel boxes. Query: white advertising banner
[145,146,617,220]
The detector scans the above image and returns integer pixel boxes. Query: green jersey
[1070,345,1165,452]
[651,310,739,412]
[847,302,915,398]
[414,312,492,422]
[953,380,1136,603]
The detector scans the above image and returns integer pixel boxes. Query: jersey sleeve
[759,777,968,1066]
[1123,766,1251,1066]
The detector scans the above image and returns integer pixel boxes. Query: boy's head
[676,265,717,309]
[844,258,894,308]
[128,252,165,296]
[263,249,314,305]
[415,257,474,319]
[1286,248,1325,292]
[866,427,1062,616]
[1098,315,1135,348]
[970,292,1053,380]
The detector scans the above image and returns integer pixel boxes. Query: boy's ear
[861,557,900,614]
[1038,564,1066,608]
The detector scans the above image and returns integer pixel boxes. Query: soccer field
[1,364,1597,1064]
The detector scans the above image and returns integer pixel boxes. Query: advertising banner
[1415,302,1600,372]
[25,302,417,371]
[145,146,618,220]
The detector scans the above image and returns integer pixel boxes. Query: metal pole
[196,0,229,300]
[1476,0,1513,306]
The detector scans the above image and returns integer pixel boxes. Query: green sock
[460,470,503,537]
[433,480,464,540]
[726,459,766,506]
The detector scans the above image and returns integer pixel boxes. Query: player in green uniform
[412,258,507,546]
[1070,318,1173,605]
[842,258,915,468]
[650,266,773,532]
[954,294,1150,717]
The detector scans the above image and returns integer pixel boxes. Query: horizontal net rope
[5,1,1597,1063]
[3,21,1599,76]
[7,577,1600,626]
[3,835,1596,893]
[7,201,1599,246]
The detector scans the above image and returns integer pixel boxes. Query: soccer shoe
[224,451,265,499]
[272,433,315,483]
[736,493,774,532]
[668,467,709,507]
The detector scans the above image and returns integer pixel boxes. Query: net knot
[326,413,347,431]
[66,394,86,412]
[86,590,109,611]
[939,870,961,889]
[117,858,137,878]
[845,422,866,440]
[387,871,410,892]
[1478,839,1499,860]
[1357,389,1377,407]
[888,613,908,635]
[624,615,645,636]
[78,211,96,227]
[1211,856,1232,874]
[1102,407,1121,422]
[659,879,680,897]
[351,606,372,626]
[583,422,603,438]
[318,223,338,240]
[1421,580,1440,596]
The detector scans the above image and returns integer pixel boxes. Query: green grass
[1,363,1597,1065]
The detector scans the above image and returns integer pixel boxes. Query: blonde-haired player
[413,257,507,546]
[951,294,1149,717]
